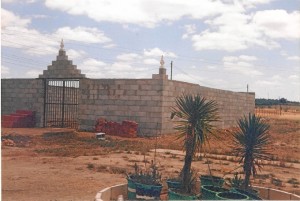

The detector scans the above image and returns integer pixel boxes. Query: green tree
[279,98,287,104]
[232,113,271,189]
[171,94,219,193]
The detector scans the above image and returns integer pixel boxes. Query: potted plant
[231,114,271,191]
[130,161,162,200]
[170,94,219,199]
[228,172,261,200]
[168,170,198,200]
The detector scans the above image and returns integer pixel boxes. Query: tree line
[255,98,300,106]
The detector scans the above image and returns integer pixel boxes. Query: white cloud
[255,75,283,87]
[289,75,299,80]
[143,58,159,65]
[2,26,58,55]
[287,56,300,61]
[190,11,280,52]
[1,9,114,57]
[239,0,275,9]
[287,74,300,86]
[112,62,134,71]
[67,49,86,59]
[174,73,201,84]
[103,43,116,49]
[186,8,299,52]
[1,10,61,55]
[79,58,107,78]
[182,24,196,39]
[253,10,300,39]
[255,80,276,86]
[44,0,242,28]
[25,69,41,78]
[54,26,112,44]
[78,47,172,78]
[224,55,257,62]
[117,53,141,61]
[1,8,30,28]
[1,66,10,78]
[2,0,37,3]
[2,0,15,3]
[143,48,177,58]
[223,55,263,76]
[82,58,106,68]
[239,55,257,61]
[122,24,140,32]
[31,14,49,19]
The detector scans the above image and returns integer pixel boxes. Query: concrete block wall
[78,78,254,136]
[78,78,165,136]
[1,77,255,136]
[38,49,85,79]
[1,79,44,127]
[160,80,255,134]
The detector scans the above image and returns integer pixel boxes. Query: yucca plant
[171,94,219,194]
[232,113,271,189]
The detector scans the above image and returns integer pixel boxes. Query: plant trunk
[243,156,251,189]
[182,133,194,192]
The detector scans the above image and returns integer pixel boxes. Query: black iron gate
[44,79,79,129]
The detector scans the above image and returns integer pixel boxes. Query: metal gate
[44,79,79,129]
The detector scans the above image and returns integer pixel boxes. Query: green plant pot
[200,175,224,187]
[127,177,136,200]
[230,188,262,200]
[135,182,162,200]
[216,192,249,200]
[166,179,181,189]
[168,189,198,200]
[201,185,228,200]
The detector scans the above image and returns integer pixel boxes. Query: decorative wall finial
[60,39,64,50]
[160,55,165,68]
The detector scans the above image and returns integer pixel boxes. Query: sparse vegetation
[87,163,95,169]
[287,178,300,185]
[272,177,283,186]
[2,112,300,199]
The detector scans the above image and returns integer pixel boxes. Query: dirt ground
[2,114,300,201]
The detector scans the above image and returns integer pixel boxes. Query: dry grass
[2,114,300,199]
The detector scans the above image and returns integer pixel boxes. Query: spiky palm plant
[232,113,271,189]
[171,94,219,193]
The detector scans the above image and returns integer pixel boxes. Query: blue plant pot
[200,175,224,187]
[216,191,249,200]
[127,177,136,200]
[166,179,181,189]
[201,185,228,200]
[168,188,198,200]
[135,182,162,200]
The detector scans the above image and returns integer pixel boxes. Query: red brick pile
[95,118,138,138]
[2,110,36,128]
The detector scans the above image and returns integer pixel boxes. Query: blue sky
[1,0,300,101]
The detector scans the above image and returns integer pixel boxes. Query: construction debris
[95,118,138,138]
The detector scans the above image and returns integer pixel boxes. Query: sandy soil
[2,116,300,200]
